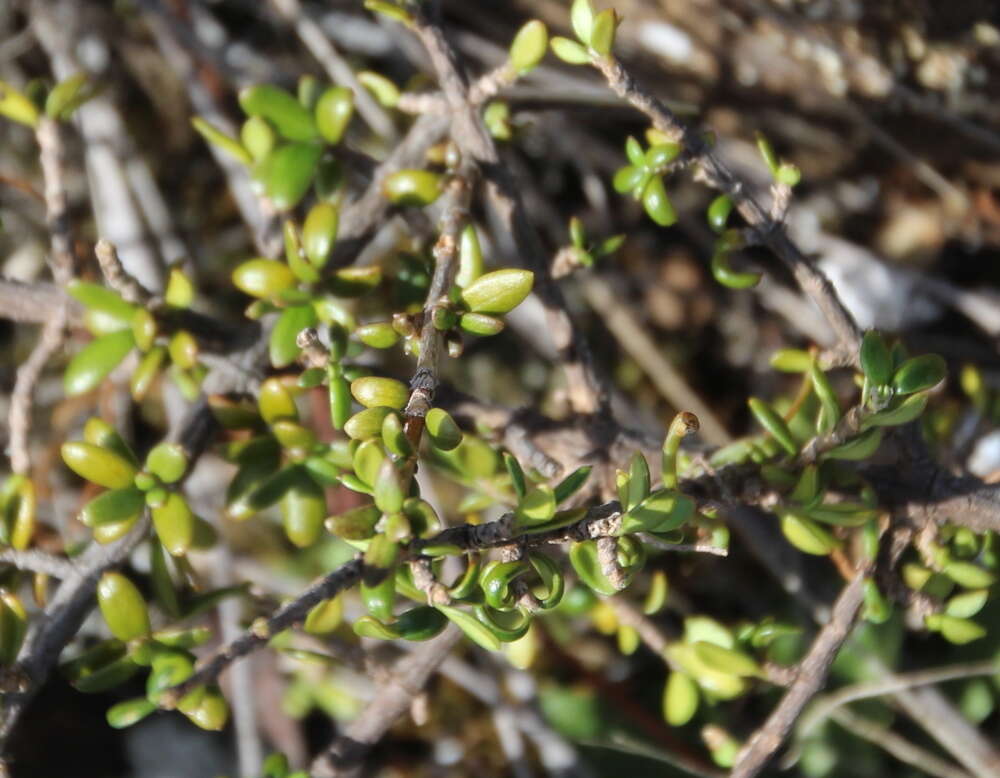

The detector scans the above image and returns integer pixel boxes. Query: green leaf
[150,492,194,557]
[328,372,352,431]
[666,642,746,700]
[460,269,534,315]
[645,143,681,169]
[859,330,892,387]
[241,116,276,162]
[711,244,760,289]
[345,407,397,441]
[280,469,326,548]
[809,362,841,434]
[61,442,138,490]
[613,165,643,194]
[227,464,300,521]
[516,485,556,526]
[0,592,27,665]
[232,258,296,300]
[707,194,733,233]
[642,175,676,227]
[589,9,617,55]
[238,85,317,141]
[382,169,443,206]
[942,560,996,589]
[569,540,619,596]
[663,671,699,726]
[437,605,501,651]
[691,641,762,678]
[314,86,354,145]
[363,0,413,25]
[862,393,929,429]
[357,71,400,108]
[626,452,650,511]
[755,131,779,175]
[352,440,386,488]
[146,649,194,702]
[355,322,399,349]
[80,487,144,528]
[475,605,531,642]
[945,589,989,619]
[270,304,318,368]
[553,465,592,504]
[776,163,801,187]
[326,503,381,540]
[145,443,188,484]
[107,697,157,729]
[373,460,404,515]
[258,142,323,211]
[926,614,986,645]
[97,572,150,641]
[457,224,484,289]
[191,117,252,165]
[304,596,343,635]
[892,354,946,395]
[747,397,798,456]
[64,330,136,397]
[351,376,409,410]
[789,465,819,503]
[481,560,529,611]
[302,202,339,268]
[550,36,590,65]
[395,606,449,641]
[770,348,812,372]
[779,512,840,555]
[503,452,527,500]
[68,281,136,333]
[186,686,229,731]
[621,489,694,534]
[426,408,462,451]
[510,20,549,73]
[822,428,883,461]
[570,0,594,44]
[131,347,165,402]
[459,312,505,336]
[0,80,39,127]
[362,549,397,622]
[353,615,399,640]
[258,377,299,423]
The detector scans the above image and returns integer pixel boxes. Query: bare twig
[798,659,1000,740]
[94,239,147,305]
[0,548,76,579]
[7,117,75,475]
[402,166,475,442]
[731,568,869,778]
[32,0,167,293]
[410,8,608,416]
[161,558,364,707]
[827,707,973,778]
[311,626,462,778]
[590,55,862,364]
[0,280,80,325]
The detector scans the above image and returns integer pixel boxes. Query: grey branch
[731,569,869,778]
